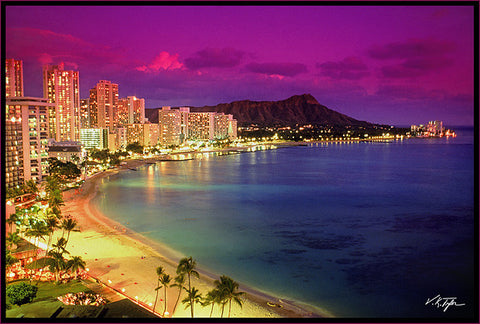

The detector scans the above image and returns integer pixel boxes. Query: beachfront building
[214,113,237,140]
[117,96,145,126]
[116,127,127,150]
[43,63,81,142]
[427,120,443,136]
[125,123,159,147]
[126,123,144,146]
[187,112,215,141]
[80,128,109,150]
[228,117,238,139]
[144,123,160,147]
[5,114,24,189]
[158,106,182,147]
[89,80,119,131]
[48,141,85,164]
[157,106,237,145]
[410,120,445,137]
[6,97,53,184]
[5,58,24,97]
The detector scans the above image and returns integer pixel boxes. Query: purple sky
[5,5,475,126]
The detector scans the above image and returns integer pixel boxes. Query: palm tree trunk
[210,303,214,317]
[153,283,160,314]
[188,273,193,318]
[221,304,225,318]
[163,286,167,316]
[229,299,232,318]
[172,286,182,315]
[46,233,53,258]
[65,231,72,249]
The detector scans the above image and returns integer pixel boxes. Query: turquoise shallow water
[93,128,475,318]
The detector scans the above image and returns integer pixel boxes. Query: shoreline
[61,158,332,318]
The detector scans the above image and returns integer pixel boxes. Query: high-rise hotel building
[117,96,145,126]
[5,58,24,97]
[187,112,216,141]
[43,63,80,141]
[158,106,183,146]
[89,80,119,131]
[80,98,90,128]
[158,107,237,147]
[6,97,54,187]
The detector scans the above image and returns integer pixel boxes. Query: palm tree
[202,288,224,317]
[25,179,39,195]
[153,266,164,314]
[181,287,202,318]
[45,216,59,257]
[6,212,20,235]
[66,256,86,280]
[52,237,69,256]
[6,232,22,251]
[159,273,172,316]
[177,257,199,318]
[45,176,64,218]
[171,273,186,315]
[6,249,18,268]
[61,218,77,246]
[48,189,64,218]
[214,275,245,317]
[48,250,67,283]
[25,222,48,271]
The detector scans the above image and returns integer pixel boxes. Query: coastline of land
[59,157,332,318]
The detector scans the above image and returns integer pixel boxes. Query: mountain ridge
[145,94,373,127]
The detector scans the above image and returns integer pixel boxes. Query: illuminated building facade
[5,58,24,97]
[158,106,182,146]
[43,63,80,141]
[117,96,145,126]
[157,107,237,145]
[80,128,109,150]
[143,123,159,147]
[126,123,144,146]
[89,80,119,131]
[116,127,127,150]
[5,115,24,188]
[6,97,53,184]
[187,112,215,141]
[427,120,443,136]
[48,143,84,164]
[80,98,90,128]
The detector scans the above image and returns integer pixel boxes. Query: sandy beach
[58,158,330,318]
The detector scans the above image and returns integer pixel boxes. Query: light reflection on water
[94,132,475,318]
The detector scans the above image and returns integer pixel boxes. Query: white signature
[425,294,465,312]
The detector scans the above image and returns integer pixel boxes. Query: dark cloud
[368,38,455,60]
[380,56,453,79]
[184,47,245,70]
[375,85,446,101]
[246,62,307,77]
[317,57,369,80]
[368,38,455,79]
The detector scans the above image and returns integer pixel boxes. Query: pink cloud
[136,51,184,72]
[184,48,245,70]
[246,62,307,77]
[6,27,126,69]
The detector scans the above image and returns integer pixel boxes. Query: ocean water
[93,128,476,318]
